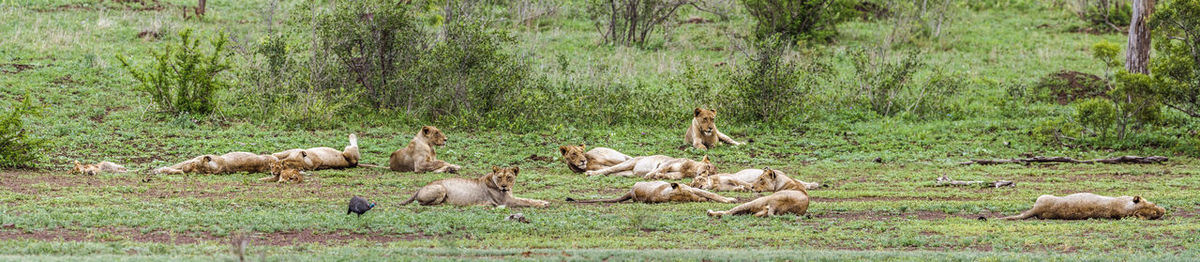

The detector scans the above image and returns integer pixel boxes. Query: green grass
[2,0,1199,260]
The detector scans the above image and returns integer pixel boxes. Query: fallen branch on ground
[958,155,1167,165]
[935,175,1014,188]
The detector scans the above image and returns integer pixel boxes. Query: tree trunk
[196,0,206,16]
[1125,0,1155,74]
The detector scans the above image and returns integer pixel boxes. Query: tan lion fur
[558,143,632,173]
[70,161,128,175]
[584,155,716,179]
[751,168,821,192]
[272,134,359,170]
[389,126,461,173]
[398,166,548,207]
[708,190,810,217]
[685,108,742,150]
[567,181,736,204]
[1002,193,1166,220]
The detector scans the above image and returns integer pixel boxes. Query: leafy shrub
[117,28,230,115]
[1070,0,1131,32]
[882,0,959,45]
[1151,0,1200,118]
[1091,40,1122,78]
[1031,117,1082,146]
[587,0,689,46]
[1109,71,1163,138]
[728,35,825,122]
[742,0,854,43]
[0,97,47,168]
[1073,97,1116,137]
[313,0,422,109]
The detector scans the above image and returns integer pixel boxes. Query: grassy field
[2,0,1200,260]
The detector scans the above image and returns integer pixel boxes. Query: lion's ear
[492,166,500,173]
[1133,196,1143,204]
[765,170,777,179]
[670,183,680,189]
[203,156,213,162]
[422,126,432,134]
[559,146,569,155]
[512,166,519,176]
[701,155,710,163]
[580,143,586,149]
[694,107,702,117]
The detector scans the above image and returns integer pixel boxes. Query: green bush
[1030,70,1108,104]
[1073,97,1116,137]
[742,0,854,43]
[313,0,422,109]
[1070,0,1130,32]
[0,97,47,168]
[116,28,230,116]
[1110,71,1163,139]
[586,0,689,46]
[728,35,825,123]
[1091,40,1121,78]
[1151,0,1200,119]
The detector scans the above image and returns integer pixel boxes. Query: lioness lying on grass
[70,161,128,175]
[152,152,277,175]
[272,134,360,170]
[691,168,820,192]
[708,190,810,217]
[558,143,631,173]
[584,155,716,179]
[1002,193,1165,220]
[566,181,736,204]
[398,166,548,207]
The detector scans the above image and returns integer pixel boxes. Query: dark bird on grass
[348,196,375,217]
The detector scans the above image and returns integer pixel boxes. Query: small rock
[506,213,530,223]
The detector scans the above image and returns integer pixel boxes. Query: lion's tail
[348,133,358,148]
[565,194,632,203]
[399,192,419,205]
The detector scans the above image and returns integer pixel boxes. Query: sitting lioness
[566,181,736,204]
[272,134,359,170]
[584,155,716,179]
[685,108,742,150]
[398,166,549,207]
[558,144,632,173]
[751,168,821,192]
[708,190,810,217]
[153,152,277,175]
[1002,193,1166,220]
[389,126,461,173]
[70,161,128,175]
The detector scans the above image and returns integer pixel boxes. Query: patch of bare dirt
[813,211,1005,221]
[33,0,174,12]
[1038,70,1108,105]
[0,227,428,246]
[0,63,39,74]
[810,196,977,202]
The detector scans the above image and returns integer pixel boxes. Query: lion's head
[488,166,519,193]
[693,108,717,137]
[689,173,714,189]
[70,161,97,175]
[752,168,780,192]
[559,144,588,173]
[683,156,716,178]
[195,155,221,173]
[1130,196,1166,220]
[420,126,447,147]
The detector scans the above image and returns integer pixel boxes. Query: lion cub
[389,126,461,173]
[685,108,742,150]
[272,134,360,170]
[1002,193,1166,220]
[566,181,736,204]
[708,190,810,217]
[558,144,632,173]
[585,155,716,179]
[398,166,548,207]
[70,161,128,175]
[259,160,305,183]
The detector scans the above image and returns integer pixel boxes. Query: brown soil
[33,0,173,12]
[0,227,429,246]
[813,210,1006,221]
[0,63,38,74]
[1039,70,1108,105]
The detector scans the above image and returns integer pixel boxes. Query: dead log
[935,176,1014,188]
[958,155,1167,165]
